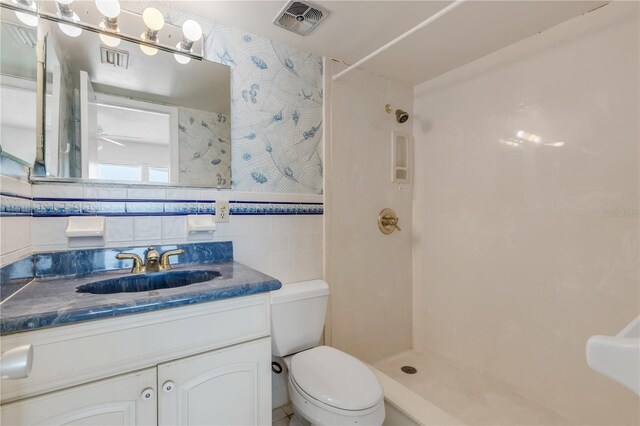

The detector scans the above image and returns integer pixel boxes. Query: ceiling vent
[100,46,129,69]
[273,1,329,36]
[7,25,37,47]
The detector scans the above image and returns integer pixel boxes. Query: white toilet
[270,280,385,426]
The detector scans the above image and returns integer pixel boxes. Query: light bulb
[174,44,191,64]
[174,54,191,64]
[15,11,38,27]
[140,43,158,56]
[142,7,164,32]
[95,0,120,18]
[100,33,120,47]
[57,0,74,4]
[58,22,82,37]
[58,11,82,38]
[182,20,202,42]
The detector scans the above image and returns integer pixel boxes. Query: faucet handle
[160,249,185,271]
[116,253,144,273]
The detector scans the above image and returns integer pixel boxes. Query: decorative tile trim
[0,192,323,217]
[230,202,323,215]
[0,194,32,216]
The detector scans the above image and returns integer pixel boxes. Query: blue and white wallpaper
[123,2,324,195]
[204,22,324,194]
[178,107,231,187]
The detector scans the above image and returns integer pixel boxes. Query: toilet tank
[270,280,329,357]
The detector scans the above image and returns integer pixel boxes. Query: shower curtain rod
[331,0,467,81]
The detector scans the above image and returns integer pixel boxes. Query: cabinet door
[1,368,156,426]
[158,337,271,426]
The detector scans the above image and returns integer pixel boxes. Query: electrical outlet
[215,200,230,223]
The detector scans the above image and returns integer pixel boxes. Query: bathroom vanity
[0,242,281,425]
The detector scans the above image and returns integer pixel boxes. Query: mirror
[33,17,231,188]
[0,7,38,167]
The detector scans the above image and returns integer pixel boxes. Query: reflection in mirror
[35,18,232,188]
[0,7,37,166]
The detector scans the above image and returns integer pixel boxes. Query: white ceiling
[171,0,609,85]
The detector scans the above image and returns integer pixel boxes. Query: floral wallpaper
[178,107,231,187]
[204,22,324,194]
[123,2,324,195]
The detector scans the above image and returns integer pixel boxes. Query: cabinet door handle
[0,345,33,379]
[140,387,155,401]
[162,380,175,393]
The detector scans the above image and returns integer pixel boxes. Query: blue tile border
[0,192,324,217]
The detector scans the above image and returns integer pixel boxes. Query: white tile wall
[134,216,162,243]
[233,215,323,284]
[128,188,166,199]
[166,188,200,200]
[13,183,324,284]
[28,213,323,283]
[0,175,32,265]
[32,184,83,199]
[161,216,187,240]
[31,216,68,251]
[1,175,31,198]
[83,186,127,199]
[0,216,31,265]
[26,184,324,204]
[105,217,134,244]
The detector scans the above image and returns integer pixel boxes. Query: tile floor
[272,403,294,426]
[375,350,576,425]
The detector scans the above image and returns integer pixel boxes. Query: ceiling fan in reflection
[97,127,143,148]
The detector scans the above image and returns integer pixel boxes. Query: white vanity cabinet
[1,368,158,426]
[0,294,273,426]
[158,338,271,425]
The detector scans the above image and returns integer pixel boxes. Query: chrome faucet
[116,247,185,273]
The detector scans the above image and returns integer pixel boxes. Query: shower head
[395,109,409,123]
[385,104,409,124]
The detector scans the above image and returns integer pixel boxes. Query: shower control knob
[162,380,175,393]
[140,388,154,401]
[378,208,401,234]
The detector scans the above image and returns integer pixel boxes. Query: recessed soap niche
[391,131,412,183]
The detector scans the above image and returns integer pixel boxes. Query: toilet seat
[286,346,385,425]
[290,346,383,411]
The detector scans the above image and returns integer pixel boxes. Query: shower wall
[326,61,413,363]
[412,2,639,425]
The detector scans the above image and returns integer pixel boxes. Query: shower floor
[374,350,576,425]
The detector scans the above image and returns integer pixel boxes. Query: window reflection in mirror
[35,18,231,188]
[0,8,38,166]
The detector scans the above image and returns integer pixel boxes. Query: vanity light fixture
[174,19,202,65]
[95,0,121,47]
[139,7,164,56]
[56,0,82,38]
[12,0,38,27]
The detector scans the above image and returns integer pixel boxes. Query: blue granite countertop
[0,261,281,335]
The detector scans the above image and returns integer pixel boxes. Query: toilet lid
[290,346,383,411]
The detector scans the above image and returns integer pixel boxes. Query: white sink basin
[586,316,640,395]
